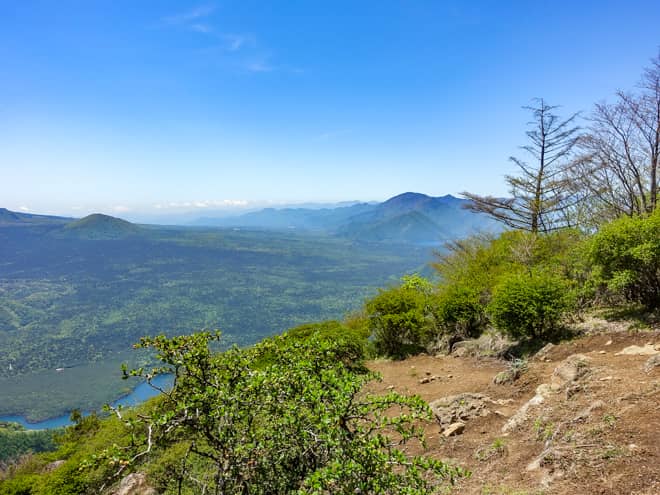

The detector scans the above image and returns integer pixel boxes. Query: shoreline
[0,373,173,430]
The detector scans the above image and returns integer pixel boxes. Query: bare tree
[463,99,580,233]
[570,51,660,220]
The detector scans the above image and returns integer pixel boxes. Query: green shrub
[588,210,660,309]
[0,474,41,495]
[99,332,467,493]
[365,276,438,358]
[282,320,367,370]
[488,272,572,340]
[434,284,485,339]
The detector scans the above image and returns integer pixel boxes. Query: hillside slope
[0,208,71,226]
[57,213,143,239]
[369,322,659,494]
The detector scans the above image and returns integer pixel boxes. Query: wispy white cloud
[222,33,251,51]
[112,205,131,213]
[156,200,250,210]
[245,60,273,73]
[18,205,30,212]
[157,7,298,75]
[161,4,216,26]
[190,23,213,34]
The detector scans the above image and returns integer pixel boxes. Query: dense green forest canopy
[0,222,431,420]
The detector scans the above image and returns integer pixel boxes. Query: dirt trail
[368,327,660,495]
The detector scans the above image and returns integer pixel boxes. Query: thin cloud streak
[154,200,250,210]
[245,61,273,73]
[160,4,216,26]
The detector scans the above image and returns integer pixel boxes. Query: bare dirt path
[368,328,660,495]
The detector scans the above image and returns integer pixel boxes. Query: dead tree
[570,51,660,221]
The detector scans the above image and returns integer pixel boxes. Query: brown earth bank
[367,322,660,495]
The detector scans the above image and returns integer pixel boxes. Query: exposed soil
[368,321,660,495]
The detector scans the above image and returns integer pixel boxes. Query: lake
[0,374,174,430]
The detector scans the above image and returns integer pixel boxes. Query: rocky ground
[368,318,660,495]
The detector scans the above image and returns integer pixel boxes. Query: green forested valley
[0,222,430,420]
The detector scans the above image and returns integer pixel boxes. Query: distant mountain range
[191,192,499,244]
[1,193,499,244]
[0,208,72,226]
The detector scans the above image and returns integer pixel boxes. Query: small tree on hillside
[463,99,580,233]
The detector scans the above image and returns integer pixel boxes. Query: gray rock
[615,344,659,356]
[501,385,551,433]
[111,473,158,495]
[550,354,591,390]
[442,422,466,437]
[534,343,555,361]
[429,393,491,426]
[573,399,606,422]
[42,460,65,473]
[643,354,660,373]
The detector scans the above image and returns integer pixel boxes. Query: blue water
[0,374,174,430]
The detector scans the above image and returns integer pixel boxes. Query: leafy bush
[488,272,572,340]
[0,425,57,463]
[94,332,467,494]
[283,320,368,367]
[434,284,485,339]
[365,276,438,358]
[588,210,660,309]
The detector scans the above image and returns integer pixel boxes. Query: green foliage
[0,226,428,421]
[434,284,485,339]
[365,276,438,358]
[588,210,660,309]
[0,424,57,463]
[91,332,467,494]
[431,230,584,344]
[0,411,130,495]
[286,321,370,372]
[488,272,573,340]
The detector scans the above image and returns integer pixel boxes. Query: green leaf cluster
[487,272,573,340]
[26,331,464,494]
[588,209,660,309]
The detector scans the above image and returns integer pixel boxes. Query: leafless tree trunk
[463,99,580,233]
[569,51,660,221]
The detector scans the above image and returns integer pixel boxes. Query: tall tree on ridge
[463,99,580,233]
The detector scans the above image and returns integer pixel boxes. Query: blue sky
[1,1,659,219]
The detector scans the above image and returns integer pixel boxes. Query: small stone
[442,422,465,437]
[419,377,432,384]
[615,344,659,356]
[447,374,453,378]
[600,376,613,381]
[605,340,613,346]
[573,399,606,421]
[425,370,432,376]
[598,350,606,354]
[643,354,660,373]
[42,460,65,473]
[534,343,555,361]
[386,385,395,390]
